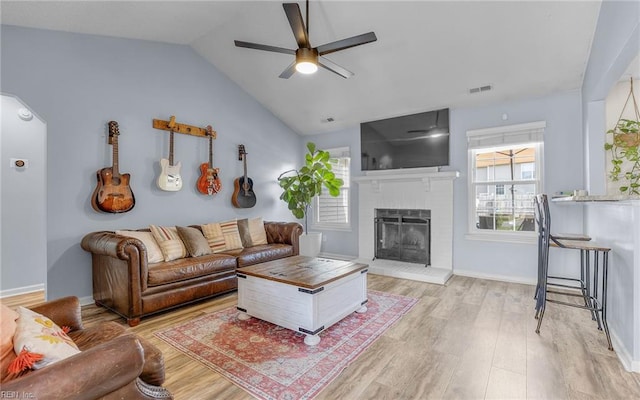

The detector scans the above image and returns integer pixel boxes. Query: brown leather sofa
[2,296,172,399]
[81,221,302,326]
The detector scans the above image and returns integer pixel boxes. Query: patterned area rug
[155,290,417,400]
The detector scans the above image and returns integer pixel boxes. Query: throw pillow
[248,217,268,245]
[10,307,80,373]
[201,220,243,252]
[236,218,253,247]
[0,304,19,382]
[176,226,213,257]
[201,222,227,253]
[149,225,188,262]
[115,230,164,263]
[219,219,243,250]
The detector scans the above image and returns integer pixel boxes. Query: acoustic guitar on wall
[157,130,182,191]
[232,144,257,208]
[196,125,222,195]
[91,121,135,213]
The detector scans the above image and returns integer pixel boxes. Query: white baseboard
[78,296,94,306]
[453,269,536,285]
[0,283,45,299]
[609,326,640,372]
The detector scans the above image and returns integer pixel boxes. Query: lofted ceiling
[1,1,602,135]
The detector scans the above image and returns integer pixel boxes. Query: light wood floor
[7,275,640,399]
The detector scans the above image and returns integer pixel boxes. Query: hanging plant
[604,78,640,195]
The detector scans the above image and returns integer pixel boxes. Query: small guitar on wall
[157,129,182,191]
[232,144,257,208]
[91,121,135,213]
[196,125,222,195]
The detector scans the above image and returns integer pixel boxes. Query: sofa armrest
[264,222,303,255]
[81,230,149,297]
[2,335,145,400]
[81,231,148,262]
[30,296,83,332]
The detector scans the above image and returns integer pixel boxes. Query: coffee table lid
[237,256,368,289]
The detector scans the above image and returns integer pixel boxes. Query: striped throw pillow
[149,225,187,261]
[202,219,244,252]
[201,222,227,253]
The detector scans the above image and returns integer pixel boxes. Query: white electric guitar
[157,130,182,191]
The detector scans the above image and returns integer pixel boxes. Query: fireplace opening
[374,208,431,266]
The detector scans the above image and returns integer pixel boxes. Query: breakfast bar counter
[554,195,640,371]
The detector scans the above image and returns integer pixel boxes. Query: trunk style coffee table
[236,256,369,346]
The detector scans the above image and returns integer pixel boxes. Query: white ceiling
[1,1,602,135]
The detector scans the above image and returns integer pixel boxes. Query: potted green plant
[605,118,640,195]
[277,142,344,256]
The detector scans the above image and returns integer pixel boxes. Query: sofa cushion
[150,225,188,261]
[115,230,164,263]
[68,322,165,386]
[229,244,294,268]
[176,226,213,257]
[147,253,237,286]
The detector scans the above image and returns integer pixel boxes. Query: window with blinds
[467,121,544,236]
[313,147,351,230]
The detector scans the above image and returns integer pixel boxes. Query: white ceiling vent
[469,85,493,94]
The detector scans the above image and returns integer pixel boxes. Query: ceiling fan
[234,0,377,79]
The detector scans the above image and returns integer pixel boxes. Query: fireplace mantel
[353,170,459,192]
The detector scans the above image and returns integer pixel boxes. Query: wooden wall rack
[152,116,216,138]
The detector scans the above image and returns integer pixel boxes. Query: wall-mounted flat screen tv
[360,108,449,171]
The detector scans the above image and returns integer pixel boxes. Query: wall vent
[469,85,492,94]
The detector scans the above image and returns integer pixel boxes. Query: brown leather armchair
[2,297,172,399]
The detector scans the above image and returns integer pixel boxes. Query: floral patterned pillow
[9,307,80,373]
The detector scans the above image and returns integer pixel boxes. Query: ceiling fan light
[296,61,318,74]
[295,47,318,74]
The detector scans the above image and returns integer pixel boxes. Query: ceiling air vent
[321,117,335,123]
[469,85,492,94]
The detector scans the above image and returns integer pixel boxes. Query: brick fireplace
[353,169,458,284]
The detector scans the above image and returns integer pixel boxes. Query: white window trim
[311,147,352,232]
[466,122,545,240]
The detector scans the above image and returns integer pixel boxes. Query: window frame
[311,147,352,232]
[465,122,545,243]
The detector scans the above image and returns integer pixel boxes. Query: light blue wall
[309,90,585,283]
[0,25,301,300]
[580,0,640,369]
[582,0,639,194]
[452,91,584,280]
[304,127,360,257]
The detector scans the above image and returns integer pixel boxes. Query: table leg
[237,312,251,321]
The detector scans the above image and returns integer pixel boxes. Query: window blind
[467,121,545,150]
[316,155,350,224]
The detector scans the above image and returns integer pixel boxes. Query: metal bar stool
[533,194,613,350]
[533,196,591,304]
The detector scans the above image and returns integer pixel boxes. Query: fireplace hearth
[374,208,431,266]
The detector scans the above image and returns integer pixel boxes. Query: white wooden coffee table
[236,256,369,345]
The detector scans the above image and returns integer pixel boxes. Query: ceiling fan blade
[283,3,309,48]
[317,32,377,56]
[279,62,297,79]
[318,57,354,79]
[234,40,295,55]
